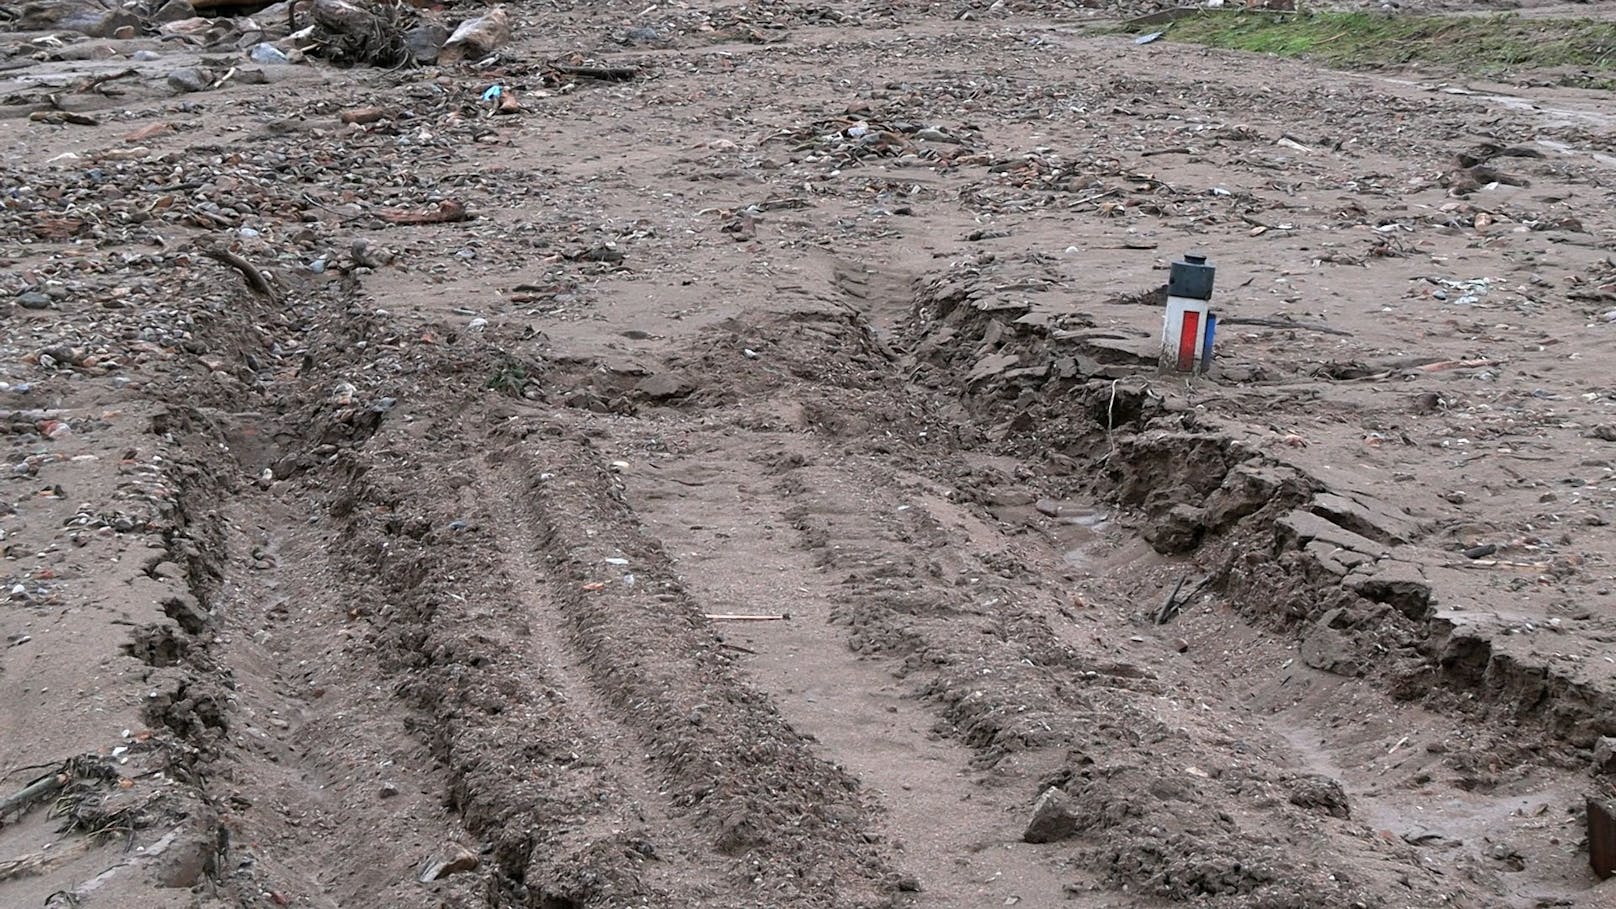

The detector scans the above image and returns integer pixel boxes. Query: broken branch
[200,247,279,302]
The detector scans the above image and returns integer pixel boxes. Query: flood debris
[308,0,419,66]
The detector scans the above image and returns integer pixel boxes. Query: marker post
[1160,253,1217,375]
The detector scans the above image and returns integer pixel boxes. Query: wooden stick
[200,247,279,302]
[0,771,66,823]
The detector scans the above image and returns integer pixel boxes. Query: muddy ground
[3,1,1616,907]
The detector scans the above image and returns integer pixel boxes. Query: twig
[1105,378,1120,460]
[1155,564,1228,625]
[200,247,279,302]
[703,613,789,621]
[1155,577,1187,625]
[1220,315,1351,336]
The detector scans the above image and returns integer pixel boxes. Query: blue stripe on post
[1201,314,1217,374]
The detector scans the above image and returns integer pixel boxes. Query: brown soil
[3,2,1616,909]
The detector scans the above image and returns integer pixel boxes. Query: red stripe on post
[1178,311,1200,371]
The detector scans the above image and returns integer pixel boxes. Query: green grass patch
[1158,11,1616,75]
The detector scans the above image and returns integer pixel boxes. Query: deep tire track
[494,420,904,908]
[477,449,744,907]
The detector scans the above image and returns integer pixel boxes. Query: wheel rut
[474,449,740,906]
[481,418,904,907]
[613,433,1088,907]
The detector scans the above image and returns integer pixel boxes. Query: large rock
[152,0,195,23]
[1593,737,1616,776]
[18,0,140,37]
[166,67,210,93]
[438,5,510,63]
[1023,787,1081,844]
[403,21,449,63]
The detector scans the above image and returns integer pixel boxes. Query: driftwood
[200,247,279,302]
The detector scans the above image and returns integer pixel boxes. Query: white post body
[1161,295,1212,373]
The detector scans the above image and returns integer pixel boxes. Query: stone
[1023,786,1080,843]
[378,781,400,799]
[1143,503,1204,555]
[17,292,51,310]
[634,372,693,400]
[153,0,195,22]
[404,22,449,63]
[1304,540,1354,576]
[166,68,210,94]
[965,351,1019,385]
[417,843,480,882]
[1593,737,1616,776]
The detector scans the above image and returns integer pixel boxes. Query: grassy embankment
[1155,12,1616,85]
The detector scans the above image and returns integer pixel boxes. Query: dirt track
[3,2,1616,907]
